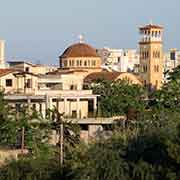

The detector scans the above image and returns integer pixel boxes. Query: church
[0,23,164,141]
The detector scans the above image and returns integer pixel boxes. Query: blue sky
[0,0,179,64]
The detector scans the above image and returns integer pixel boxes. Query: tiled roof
[139,24,163,30]
[60,43,99,58]
[0,69,15,77]
[84,72,122,83]
[47,69,88,75]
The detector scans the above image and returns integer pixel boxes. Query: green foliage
[0,91,17,146]
[0,156,61,180]
[93,79,146,117]
[153,65,180,112]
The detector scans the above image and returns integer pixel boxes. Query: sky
[0,0,179,65]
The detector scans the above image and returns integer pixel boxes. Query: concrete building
[0,24,165,141]
[164,49,180,72]
[7,60,58,75]
[98,48,139,72]
[59,42,102,75]
[139,24,164,90]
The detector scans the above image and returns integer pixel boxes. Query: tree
[92,79,146,118]
[0,91,17,147]
[152,65,180,112]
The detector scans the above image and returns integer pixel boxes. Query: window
[143,65,147,72]
[170,52,176,60]
[70,84,77,90]
[155,80,158,88]
[76,60,79,66]
[92,60,96,66]
[79,60,82,66]
[25,67,29,72]
[118,57,121,63]
[69,60,72,66]
[72,60,74,66]
[26,79,32,88]
[6,79,12,87]
[64,60,67,67]
[32,104,36,111]
[157,65,159,72]
[88,60,90,66]
[144,80,147,86]
[84,61,87,66]
[154,65,159,72]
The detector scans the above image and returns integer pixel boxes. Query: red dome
[60,43,99,58]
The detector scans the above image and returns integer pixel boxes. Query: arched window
[76,60,79,67]
[152,31,154,36]
[72,60,74,66]
[69,60,72,66]
[64,60,67,67]
[157,65,159,72]
[84,61,87,66]
[80,60,82,66]
[155,80,158,88]
[88,60,90,66]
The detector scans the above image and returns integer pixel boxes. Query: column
[45,94,50,110]
[64,98,67,116]
[93,97,97,111]
[41,102,46,118]
[56,98,59,112]
[27,97,31,113]
[76,98,80,119]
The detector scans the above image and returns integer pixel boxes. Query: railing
[36,89,93,95]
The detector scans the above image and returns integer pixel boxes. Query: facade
[84,72,142,85]
[98,48,139,72]
[7,61,58,75]
[139,24,164,89]
[0,69,98,120]
[164,49,180,72]
[59,42,102,75]
[0,24,166,141]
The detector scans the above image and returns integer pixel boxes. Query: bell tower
[139,24,163,90]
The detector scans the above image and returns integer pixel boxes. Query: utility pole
[21,127,25,154]
[59,122,64,168]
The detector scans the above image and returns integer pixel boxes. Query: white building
[98,48,139,72]
[0,40,6,68]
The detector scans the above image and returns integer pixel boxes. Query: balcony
[36,89,93,96]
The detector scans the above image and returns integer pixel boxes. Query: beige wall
[52,99,88,118]
[0,73,38,94]
[10,63,57,75]
[60,57,102,69]
[116,72,142,85]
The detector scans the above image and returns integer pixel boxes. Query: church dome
[60,43,99,58]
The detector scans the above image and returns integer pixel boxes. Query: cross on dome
[78,34,85,43]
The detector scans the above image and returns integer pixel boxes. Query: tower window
[155,80,158,88]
